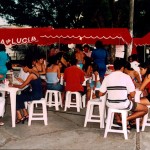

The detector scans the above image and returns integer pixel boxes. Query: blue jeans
[47,82,64,92]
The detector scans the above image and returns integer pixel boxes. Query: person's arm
[129,91,136,101]
[86,65,92,77]
[15,77,24,83]
[134,71,141,84]
[41,63,46,74]
[57,66,61,79]
[99,77,107,97]
[99,91,106,96]
[139,75,150,91]
[93,72,98,90]
[0,75,4,79]
[10,74,34,89]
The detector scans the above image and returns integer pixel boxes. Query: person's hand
[8,83,13,87]
[93,86,96,90]
[134,82,141,89]
[0,75,4,79]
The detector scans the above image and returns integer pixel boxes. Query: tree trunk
[127,0,134,58]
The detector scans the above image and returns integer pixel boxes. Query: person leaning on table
[98,59,148,129]
[9,61,43,124]
[139,60,150,105]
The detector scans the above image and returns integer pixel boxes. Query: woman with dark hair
[0,43,9,81]
[9,61,43,124]
[139,61,150,105]
[32,55,46,75]
[86,62,101,101]
[91,40,108,82]
[124,61,141,87]
[46,56,64,103]
[82,56,92,77]
[46,56,64,92]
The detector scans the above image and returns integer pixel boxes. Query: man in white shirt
[99,59,148,124]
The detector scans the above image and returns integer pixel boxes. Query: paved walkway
[0,98,150,150]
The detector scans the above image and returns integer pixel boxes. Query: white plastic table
[0,84,18,127]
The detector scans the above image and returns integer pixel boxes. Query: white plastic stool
[82,94,86,108]
[45,90,63,111]
[84,97,106,128]
[90,88,100,100]
[28,98,48,126]
[141,105,150,131]
[104,108,128,140]
[134,90,142,132]
[64,91,82,112]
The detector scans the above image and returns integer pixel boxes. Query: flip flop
[127,124,132,130]
[116,122,122,127]
[0,122,4,126]
[116,122,132,130]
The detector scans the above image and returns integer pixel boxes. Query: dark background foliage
[0,0,150,37]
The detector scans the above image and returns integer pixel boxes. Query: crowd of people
[0,41,150,131]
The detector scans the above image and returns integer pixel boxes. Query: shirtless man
[75,44,85,69]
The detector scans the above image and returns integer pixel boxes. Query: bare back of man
[75,51,85,64]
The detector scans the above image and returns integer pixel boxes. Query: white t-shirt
[130,61,141,81]
[100,71,135,110]
[130,61,140,72]
[18,68,29,81]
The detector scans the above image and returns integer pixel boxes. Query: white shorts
[106,99,136,111]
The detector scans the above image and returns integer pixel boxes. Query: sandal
[129,122,142,130]
[0,122,4,126]
[115,121,132,130]
[24,115,29,121]
[127,124,132,130]
[16,117,25,124]
[115,122,122,127]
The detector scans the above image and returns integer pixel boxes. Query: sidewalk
[0,98,150,150]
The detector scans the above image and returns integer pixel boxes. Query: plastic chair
[141,105,150,131]
[82,94,86,108]
[90,88,100,100]
[104,108,129,140]
[84,95,106,128]
[45,90,63,111]
[64,91,82,112]
[134,90,142,132]
[28,98,48,126]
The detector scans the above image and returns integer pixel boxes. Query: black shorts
[130,101,138,112]
[146,94,150,101]
[79,86,87,96]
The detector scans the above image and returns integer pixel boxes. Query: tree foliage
[0,0,150,36]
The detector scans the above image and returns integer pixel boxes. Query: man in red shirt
[64,57,85,94]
